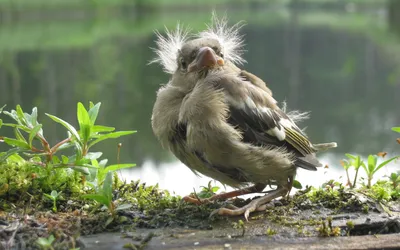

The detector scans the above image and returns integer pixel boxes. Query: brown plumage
[151,15,337,220]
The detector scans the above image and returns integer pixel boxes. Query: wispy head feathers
[150,13,246,74]
[199,13,246,66]
[149,23,191,74]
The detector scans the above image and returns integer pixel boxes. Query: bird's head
[180,38,225,74]
[150,14,245,87]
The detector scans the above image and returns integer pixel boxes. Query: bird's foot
[182,195,213,205]
[209,187,288,221]
[182,183,267,206]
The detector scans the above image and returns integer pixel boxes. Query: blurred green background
[1,0,400,189]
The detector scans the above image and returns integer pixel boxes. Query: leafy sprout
[344,154,364,188]
[0,102,136,175]
[363,155,398,188]
[36,234,55,250]
[44,190,62,212]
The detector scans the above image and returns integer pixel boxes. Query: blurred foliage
[0,0,400,168]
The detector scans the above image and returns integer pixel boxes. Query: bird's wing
[220,77,319,170]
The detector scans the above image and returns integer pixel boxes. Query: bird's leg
[183,183,267,205]
[210,177,294,221]
[210,186,289,221]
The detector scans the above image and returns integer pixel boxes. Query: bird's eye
[220,52,224,58]
[180,58,187,70]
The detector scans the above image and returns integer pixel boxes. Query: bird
[150,14,337,220]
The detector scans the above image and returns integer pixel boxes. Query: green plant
[36,234,55,250]
[87,158,135,189]
[232,219,246,237]
[82,172,132,226]
[316,217,341,237]
[388,172,400,189]
[0,102,136,174]
[44,190,62,212]
[196,180,220,199]
[0,102,136,208]
[344,154,364,188]
[340,159,353,187]
[266,227,277,236]
[346,220,354,236]
[362,155,398,188]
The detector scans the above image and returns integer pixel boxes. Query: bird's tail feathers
[312,142,338,151]
[295,155,322,171]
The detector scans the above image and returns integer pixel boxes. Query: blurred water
[122,154,399,195]
[1,1,400,193]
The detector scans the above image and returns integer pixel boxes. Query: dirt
[1,183,399,249]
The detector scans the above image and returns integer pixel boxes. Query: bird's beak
[188,47,224,72]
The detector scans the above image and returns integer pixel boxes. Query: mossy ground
[1,162,399,249]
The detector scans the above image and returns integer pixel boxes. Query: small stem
[52,163,74,169]
[117,143,122,165]
[82,144,88,157]
[345,169,352,188]
[30,146,45,153]
[37,134,51,153]
[50,138,72,154]
[352,167,359,188]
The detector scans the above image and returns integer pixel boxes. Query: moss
[316,217,341,237]
[346,220,355,236]
[266,227,277,236]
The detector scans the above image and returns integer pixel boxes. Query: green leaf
[367,155,378,175]
[30,107,38,126]
[16,105,27,126]
[0,148,22,163]
[104,163,136,172]
[70,166,90,175]
[44,193,55,201]
[3,137,30,149]
[103,172,113,205]
[374,156,399,175]
[77,102,91,143]
[85,152,103,160]
[345,153,357,160]
[14,128,26,143]
[92,125,115,133]
[36,235,55,246]
[105,216,114,227]
[88,131,136,148]
[52,155,61,164]
[6,153,26,165]
[91,159,99,168]
[46,113,81,142]
[0,119,2,129]
[0,104,5,113]
[3,110,19,123]
[50,190,60,198]
[293,180,303,189]
[392,127,400,133]
[81,194,109,206]
[116,203,132,211]
[211,186,220,193]
[55,141,74,152]
[28,124,42,147]
[88,102,101,126]
[99,159,108,167]
[61,155,69,164]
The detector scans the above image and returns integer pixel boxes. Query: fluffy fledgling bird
[150,15,337,220]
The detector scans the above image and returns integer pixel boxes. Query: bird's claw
[209,201,267,221]
[182,195,213,205]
